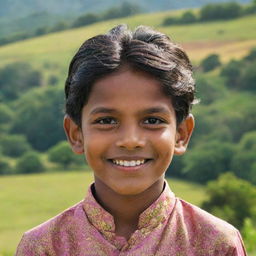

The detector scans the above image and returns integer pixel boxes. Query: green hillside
[0,171,206,255]
[0,12,256,71]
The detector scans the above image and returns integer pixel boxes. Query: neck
[93,178,165,239]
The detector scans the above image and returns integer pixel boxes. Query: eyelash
[93,117,165,126]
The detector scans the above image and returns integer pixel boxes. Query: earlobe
[174,114,194,155]
[63,115,84,154]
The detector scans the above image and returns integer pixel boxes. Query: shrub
[0,135,31,157]
[202,173,256,229]
[179,11,197,24]
[201,54,221,72]
[182,141,235,183]
[220,59,241,88]
[200,2,242,21]
[0,158,12,175]
[48,141,84,168]
[0,104,13,124]
[162,16,178,26]
[16,151,45,174]
[72,13,99,28]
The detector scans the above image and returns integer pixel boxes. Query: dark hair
[65,24,196,126]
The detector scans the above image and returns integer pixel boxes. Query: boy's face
[64,67,194,196]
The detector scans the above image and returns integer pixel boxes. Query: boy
[16,25,247,255]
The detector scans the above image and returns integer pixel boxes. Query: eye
[144,117,164,125]
[95,117,117,125]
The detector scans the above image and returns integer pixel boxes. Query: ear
[63,115,84,154]
[174,114,195,155]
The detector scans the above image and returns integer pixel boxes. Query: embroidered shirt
[16,182,247,256]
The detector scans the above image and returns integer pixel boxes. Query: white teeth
[112,159,146,167]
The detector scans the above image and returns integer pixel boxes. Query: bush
[239,60,256,92]
[231,131,256,184]
[16,151,45,174]
[72,13,99,28]
[162,16,178,26]
[201,54,221,72]
[220,59,241,88]
[0,135,31,157]
[182,141,235,184]
[48,141,84,168]
[200,2,242,21]
[202,173,256,229]
[0,158,12,175]
[11,87,66,151]
[179,11,197,24]
[0,62,42,101]
[0,104,13,124]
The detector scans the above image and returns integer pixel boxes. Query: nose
[115,124,146,150]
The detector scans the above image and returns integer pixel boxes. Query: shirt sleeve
[229,231,248,256]
[15,232,47,256]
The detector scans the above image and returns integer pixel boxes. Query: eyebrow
[89,106,171,115]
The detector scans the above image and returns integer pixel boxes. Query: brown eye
[144,117,164,125]
[97,117,117,125]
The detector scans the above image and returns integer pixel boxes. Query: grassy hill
[0,12,256,74]
[0,171,206,255]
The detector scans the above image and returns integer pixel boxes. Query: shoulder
[173,198,247,255]
[16,200,85,255]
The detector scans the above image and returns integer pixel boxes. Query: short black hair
[65,24,196,126]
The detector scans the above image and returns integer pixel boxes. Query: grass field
[0,170,206,255]
[0,12,255,71]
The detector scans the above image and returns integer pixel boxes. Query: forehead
[84,67,174,114]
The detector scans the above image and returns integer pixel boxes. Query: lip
[107,159,152,172]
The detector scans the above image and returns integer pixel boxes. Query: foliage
[201,54,221,72]
[195,74,227,105]
[202,173,256,229]
[221,55,256,92]
[11,87,66,151]
[0,104,13,124]
[0,134,31,157]
[0,62,42,101]
[200,2,242,21]
[48,141,84,168]
[182,141,234,184]
[72,13,99,28]
[231,131,256,184]
[220,59,241,88]
[0,158,12,175]
[15,151,45,174]
[102,2,141,20]
[179,11,197,24]
[242,218,256,253]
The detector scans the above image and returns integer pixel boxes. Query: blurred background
[0,0,256,255]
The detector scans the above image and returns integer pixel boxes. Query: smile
[111,159,146,167]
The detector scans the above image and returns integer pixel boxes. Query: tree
[16,151,45,174]
[0,158,12,175]
[72,13,99,28]
[202,173,256,229]
[231,131,256,184]
[0,134,31,157]
[220,59,241,88]
[179,11,197,24]
[182,141,235,183]
[239,60,256,92]
[11,87,66,151]
[0,62,42,101]
[48,141,83,168]
[201,54,221,72]
[200,2,241,21]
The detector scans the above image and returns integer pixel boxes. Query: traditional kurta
[16,182,247,256]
